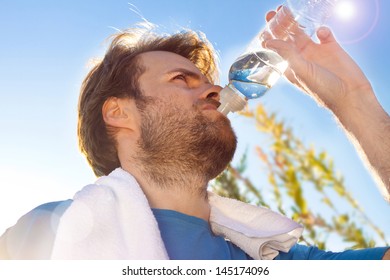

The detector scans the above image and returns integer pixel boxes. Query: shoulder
[0,200,72,259]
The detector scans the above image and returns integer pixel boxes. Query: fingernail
[317,27,330,37]
[264,41,276,51]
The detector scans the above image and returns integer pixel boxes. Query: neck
[145,187,210,221]
[123,166,211,221]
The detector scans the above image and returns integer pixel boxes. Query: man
[1,9,389,259]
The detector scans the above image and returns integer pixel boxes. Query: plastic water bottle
[218,0,338,116]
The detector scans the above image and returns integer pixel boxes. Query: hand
[262,8,373,113]
[262,8,390,201]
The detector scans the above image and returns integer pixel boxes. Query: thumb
[316,26,337,44]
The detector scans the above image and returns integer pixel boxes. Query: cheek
[141,82,199,110]
[166,90,197,110]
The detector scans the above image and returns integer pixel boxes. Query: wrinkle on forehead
[138,51,203,73]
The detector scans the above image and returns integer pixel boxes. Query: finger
[264,39,333,101]
[260,31,273,47]
[265,11,276,22]
[265,5,282,22]
[264,39,296,61]
[261,31,273,41]
[263,39,299,84]
[267,6,313,50]
[267,7,303,39]
[316,26,337,44]
[264,39,309,79]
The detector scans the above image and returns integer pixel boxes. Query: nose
[199,84,223,102]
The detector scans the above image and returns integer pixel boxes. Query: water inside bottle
[229,50,288,99]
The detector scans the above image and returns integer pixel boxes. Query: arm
[263,10,390,202]
[384,248,390,260]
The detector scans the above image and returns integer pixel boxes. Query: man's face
[132,51,237,186]
[137,51,221,115]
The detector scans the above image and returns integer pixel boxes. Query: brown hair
[78,24,219,176]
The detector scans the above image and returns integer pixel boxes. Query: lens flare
[335,0,356,21]
[329,0,380,44]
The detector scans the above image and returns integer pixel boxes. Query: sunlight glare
[335,0,356,21]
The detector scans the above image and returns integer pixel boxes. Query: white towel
[51,168,302,259]
[209,193,303,260]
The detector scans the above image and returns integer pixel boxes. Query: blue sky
[0,0,389,249]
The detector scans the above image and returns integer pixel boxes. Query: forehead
[138,51,202,76]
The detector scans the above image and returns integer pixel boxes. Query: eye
[173,74,187,82]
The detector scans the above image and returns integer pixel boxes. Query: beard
[133,96,237,191]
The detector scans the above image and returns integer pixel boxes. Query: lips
[199,99,221,111]
[202,103,218,110]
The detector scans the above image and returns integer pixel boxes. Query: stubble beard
[133,97,237,194]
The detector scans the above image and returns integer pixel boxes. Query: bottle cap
[217,84,247,116]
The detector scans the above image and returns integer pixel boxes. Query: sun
[335,0,356,21]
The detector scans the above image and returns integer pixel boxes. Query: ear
[102,97,137,130]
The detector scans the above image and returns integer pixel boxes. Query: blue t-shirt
[152,208,388,260]
[152,208,250,260]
